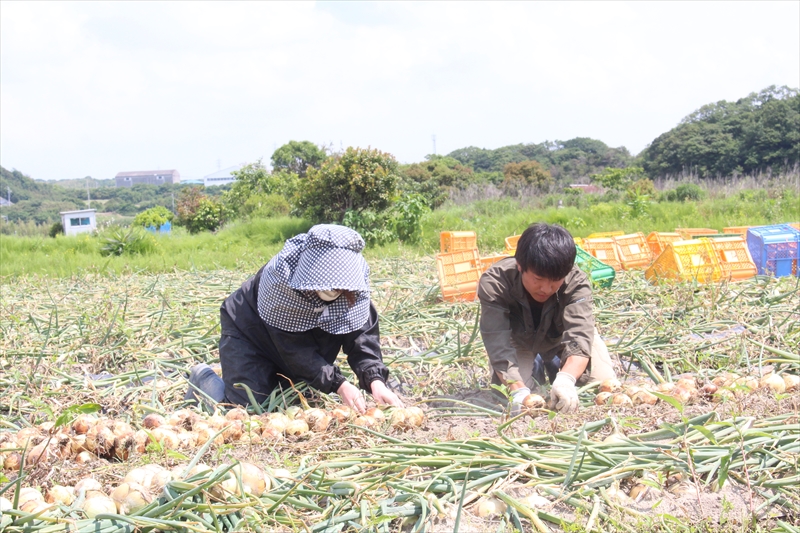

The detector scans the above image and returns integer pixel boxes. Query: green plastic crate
[575,246,615,288]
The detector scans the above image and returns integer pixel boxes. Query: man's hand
[370,380,405,408]
[337,381,366,414]
[548,372,579,413]
[510,386,531,416]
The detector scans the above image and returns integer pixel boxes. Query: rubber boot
[185,363,225,410]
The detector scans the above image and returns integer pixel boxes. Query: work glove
[509,387,531,416]
[548,372,579,413]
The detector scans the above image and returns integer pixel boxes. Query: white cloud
[1,1,798,180]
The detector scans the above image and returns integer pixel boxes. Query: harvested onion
[611,393,633,407]
[783,374,800,391]
[522,394,546,410]
[111,482,152,515]
[594,392,613,405]
[760,374,786,394]
[599,379,622,393]
[83,495,116,518]
[476,496,507,517]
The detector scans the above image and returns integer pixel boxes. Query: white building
[60,209,97,236]
[204,165,242,187]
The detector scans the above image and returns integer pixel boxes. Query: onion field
[0,257,798,533]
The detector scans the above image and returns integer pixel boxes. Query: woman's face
[316,290,342,302]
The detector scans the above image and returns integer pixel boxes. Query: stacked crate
[612,232,653,270]
[646,232,683,258]
[575,247,616,287]
[581,238,622,271]
[746,225,800,277]
[435,249,482,302]
[675,227,719,239]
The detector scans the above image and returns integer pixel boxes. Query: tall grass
[0,217,312,277]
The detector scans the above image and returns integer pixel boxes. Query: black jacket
[220,266,389,394]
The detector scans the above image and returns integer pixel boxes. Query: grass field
[1,251,799,531]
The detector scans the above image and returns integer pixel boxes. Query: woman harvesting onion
[186,224,404,414]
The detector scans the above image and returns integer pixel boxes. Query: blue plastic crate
[746,225,800,277]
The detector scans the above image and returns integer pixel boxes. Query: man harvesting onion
[478,223,618,414]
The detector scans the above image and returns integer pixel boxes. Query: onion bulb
[522,394,546,410]
[760,374,786,394]
[85,420,115,457]
[476,496,507,517]
[17,487,44,509]
[45,485,75,505]
[284,406,304,420]
[405,407,425,427]
[75,451,96,464]
[82,495,116,518]
[654,382,676,393]
[610,393,633,407]
[701,382,719,396]
[225,408,249,422]
[631,390,658,406]
[594,392,613,406]
[519,493,550,509]
[285,419,309,436]
[0,496,12,511]
[599,379,622,393]
[676,377,697,391]
[670,387,694,404]
[365,407,386,420]
[353,416,375,428]
[142,413,165,429]
[72,414,97,435]
[25,442,52,466]
[331,406,354,422]
[304,409,332,432]
[234,462,269,496]
[783,374,800,391]
[111,482,152,515]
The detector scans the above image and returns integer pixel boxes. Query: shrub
[99,227,157,256]
[133,206,173,229]
[674,183,705,202]
[49,222,64,238]
[242,193,291,219]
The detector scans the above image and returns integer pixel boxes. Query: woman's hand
[370,380,405,408]
[337,381,367,414]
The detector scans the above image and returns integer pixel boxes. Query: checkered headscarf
[257,225,371,334]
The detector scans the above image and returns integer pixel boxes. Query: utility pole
[86,178,91,208]
[171,192,175,213]
[432,135,437,155]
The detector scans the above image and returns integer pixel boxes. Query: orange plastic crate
[436,249,482,302]
[581,238,622,271]
[573,237,584,248]
[504,235,521,256]
[646,232,682,257]
[790,223,800,231]
[723,226,751,235]
[675,227,718,239]
[645,239,721,283]
[710,236,757,281]
[612,232,653,270]
[587,231,624,239]
[479,253,511,274]
[440,231,477,253]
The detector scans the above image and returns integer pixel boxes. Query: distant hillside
[46,177,115,189]
[0,167,86,224]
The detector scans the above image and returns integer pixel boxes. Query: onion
[142,414,165,429]
[0,496,12,511]
[631,390,658,406]
[783,374,800,391]
[712,389,735,403]
[331,406,354,422]
[603,431,627,444]
[150,427,181,449]
[522,394,546,410]
[760,374,786,394]
[82,495,117,518]
[476,496,507,517]
[234,462,270,496]
[734,376,759,391]
[85,420,115,457]
[111,482,152,515]
[598,379,622,393]
[168,409,198,429]
[670,387,694,403]
[225,408,249,421]
[16,428,43,447]
[623,385,643,397]
[264,413,290,432]
[38,421,55,433]
[75,477,104,495]
[72,414,97,435]
[594,392,613,405]
[207,414,226,430]
[176,429,199,449]
[712,373,738,387]
[45,485,75,505]
[3,452,21,471]
[304,409,332,432]
[405,407,426,427]
[365,407,385,420]
[18,487,44,508]
[676,377,697,391]
[124,464,171,493]
[519,493,550,509]
[654,382,676,393]
[284,406,304,420]
[701,382,719,396]
[285,419,310,436]
[222,420,244,443]
[75,451,96,464]
[26,442,52,466]
[611,393,633,407]
[353,416,375,428]
[389,409,407,428]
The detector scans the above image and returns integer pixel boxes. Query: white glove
[548,372,579,413]
[510,387,531,416]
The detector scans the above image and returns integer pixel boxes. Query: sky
[1,1,798,182]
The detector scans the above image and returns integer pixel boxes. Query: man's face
[518,264,565,303]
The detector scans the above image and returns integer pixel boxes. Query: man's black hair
[515,223,576,280]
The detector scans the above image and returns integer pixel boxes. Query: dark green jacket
[477,258,594,384]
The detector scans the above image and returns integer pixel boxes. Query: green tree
[590,167,645,192]
[176,187,227,233]
[271,141,328,177]
[502,160,553,189]
[133,206,173,229]
[224,161,299,218]
[297,147,399,223]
